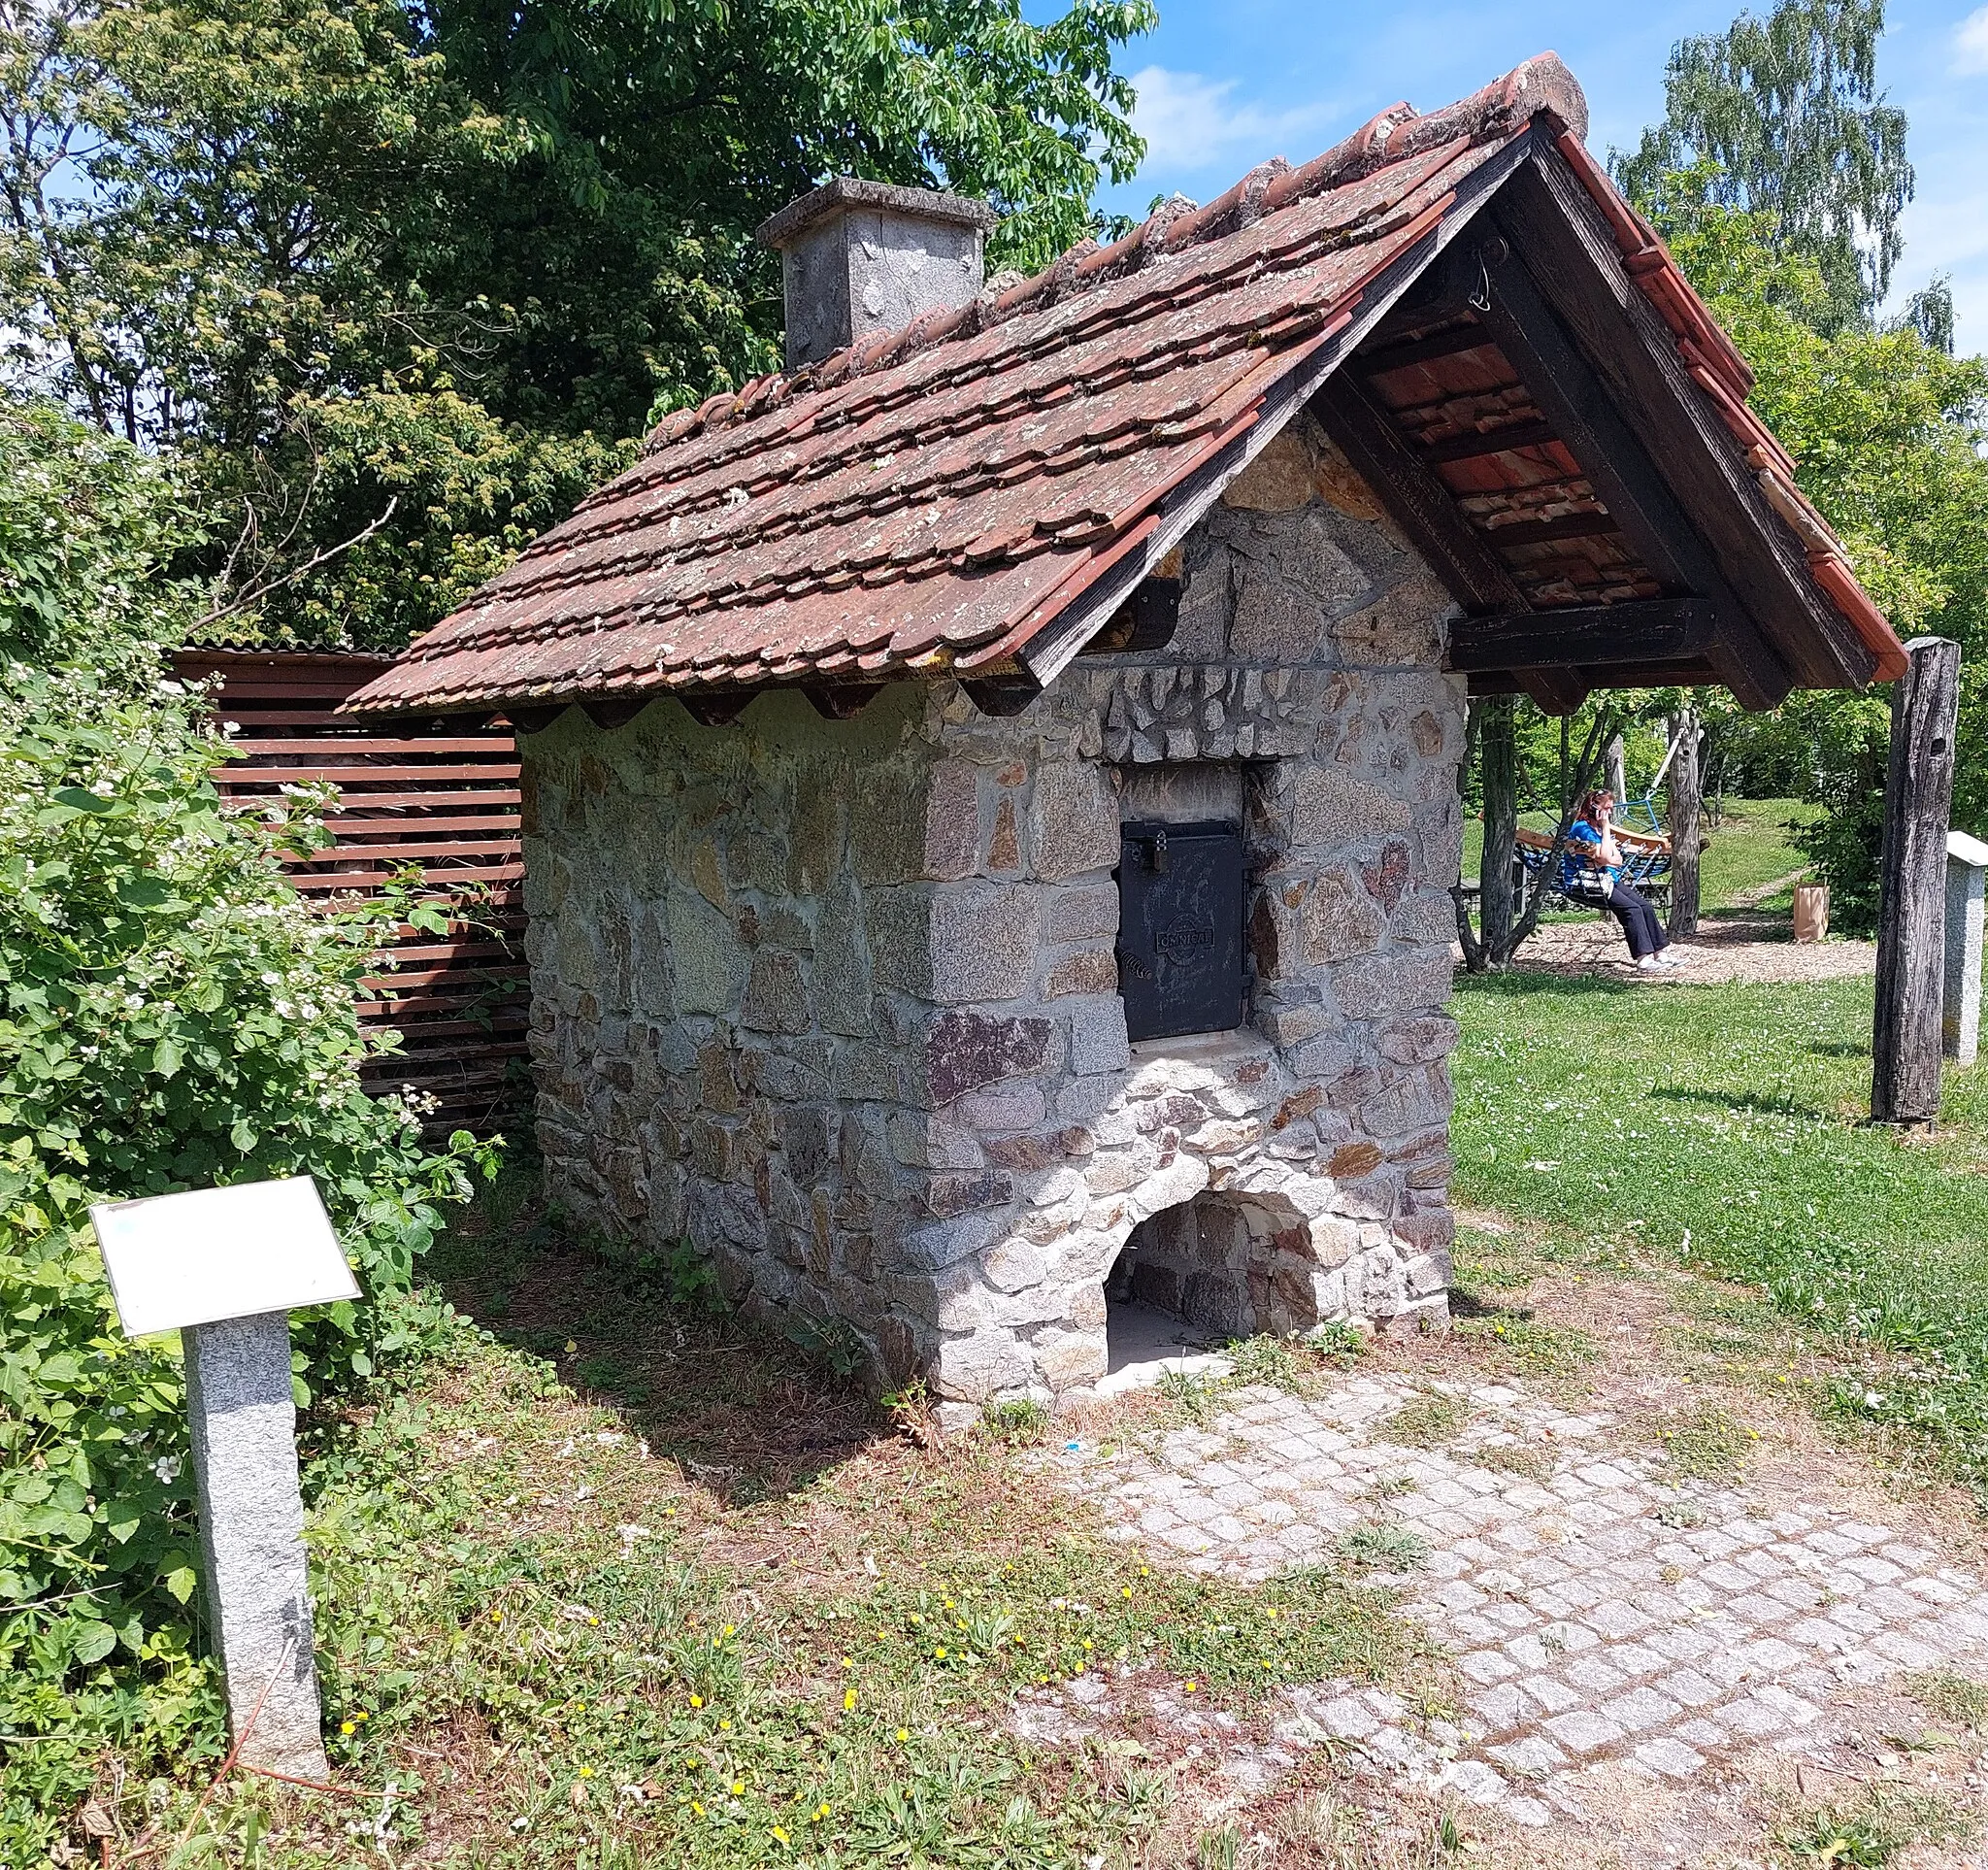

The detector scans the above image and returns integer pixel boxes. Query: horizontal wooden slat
[358,1016,531,1040]
[228,736,511,756]
[217,763,520,785]
[370,939,523,967]
[361,961,530,990]
[289,862,527,892]
[1444,597,1717,673]
[1358,321,1497,373]
[322,813,520,836]
[297,838,521,863]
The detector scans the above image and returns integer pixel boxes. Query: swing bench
[1513,823,1673,910]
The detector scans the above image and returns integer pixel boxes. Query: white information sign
[88,1176,359,1339]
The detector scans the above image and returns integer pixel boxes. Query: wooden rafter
[1490,141,1856,696]
[1470,222,1795,712]
[1313,369,1527,617]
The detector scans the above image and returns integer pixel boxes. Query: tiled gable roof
[349,53,1900,717]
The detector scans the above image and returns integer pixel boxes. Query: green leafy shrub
[980,1398,1049,1445]
[0,404,491,1845]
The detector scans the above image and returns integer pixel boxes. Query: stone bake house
[350,54,1904,1414]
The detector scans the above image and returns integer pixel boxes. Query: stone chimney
[756,178,998,370]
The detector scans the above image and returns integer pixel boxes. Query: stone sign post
[88,1177,359,1779]
[1947,830,1988,1068]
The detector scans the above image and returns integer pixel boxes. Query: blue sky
[1084,0,1988,355]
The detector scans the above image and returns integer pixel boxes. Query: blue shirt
[1560,819,1619,893]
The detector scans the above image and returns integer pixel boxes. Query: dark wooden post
[1872,636,1962,1124]
[1668,708,1701,938]
[1479,694,1518,964]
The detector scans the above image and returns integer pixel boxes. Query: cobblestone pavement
[1056,1374,1988,1834]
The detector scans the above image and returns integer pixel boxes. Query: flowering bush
[0,661,491,1819]
[0,404,493,1836]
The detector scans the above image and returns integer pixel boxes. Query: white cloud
[1955,4,1988,74]
[1127,66,1335,179]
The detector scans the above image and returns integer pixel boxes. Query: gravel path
[1473,914,1876,987]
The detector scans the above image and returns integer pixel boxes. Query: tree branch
[192,496,399,633]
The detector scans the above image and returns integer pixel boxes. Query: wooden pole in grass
[1872,636,1962,1124]
[1667,707,1702,939]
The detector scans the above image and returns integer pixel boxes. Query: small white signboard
[88,1176,359,1339]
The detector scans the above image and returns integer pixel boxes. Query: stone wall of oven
[516,412,1470,1409]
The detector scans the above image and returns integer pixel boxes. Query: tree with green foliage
[1615,0,1916,332]
[0,0,1154,651]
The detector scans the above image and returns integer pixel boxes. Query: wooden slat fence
[173,651,531,1133]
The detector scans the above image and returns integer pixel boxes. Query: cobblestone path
[1057,1373,1988,1835]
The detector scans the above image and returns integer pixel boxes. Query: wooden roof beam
[1471,223,1794,712]
[1418,417,1558,464]
[1490,138,1862,694]
[1446,598,1715,672]
[1313,369,1528,618]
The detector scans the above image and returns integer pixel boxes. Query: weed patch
[1452,1310,1597,1377]
[978,1398,1048,1445]
[1904,1669,1988,1735]
[1653,1402,1760,1480]
[1339,1523,1431,1574]
[1470,1441,1558,1483]
[1374,1388,1472,1448]
[1773,1783,1976,1865]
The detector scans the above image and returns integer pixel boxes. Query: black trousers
[1603,881,1668,959]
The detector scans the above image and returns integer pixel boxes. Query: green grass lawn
[1459,797,1822,915]
[1451,970,1988,1490]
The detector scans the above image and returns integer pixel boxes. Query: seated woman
[1561,788,1684,973]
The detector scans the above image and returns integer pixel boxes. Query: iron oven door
[1116,819,1245,1043]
